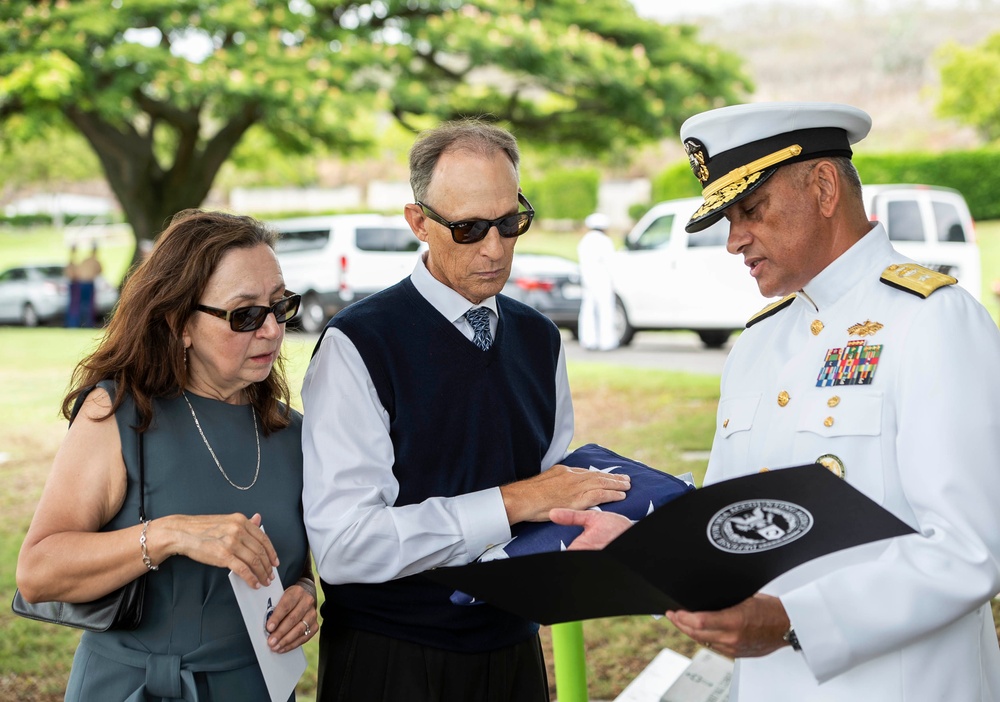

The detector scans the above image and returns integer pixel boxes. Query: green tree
[0,0,750,259]
[936,32,1000,142]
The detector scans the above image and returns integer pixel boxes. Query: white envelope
[228,569,308,702]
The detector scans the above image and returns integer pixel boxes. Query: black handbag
[12,383,148,632]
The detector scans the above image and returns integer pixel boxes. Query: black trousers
[316,626,550,702]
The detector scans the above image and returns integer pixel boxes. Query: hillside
[693,2,1000,154]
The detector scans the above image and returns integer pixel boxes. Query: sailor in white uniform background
[577,212,619,351]
[554,101,1000,700]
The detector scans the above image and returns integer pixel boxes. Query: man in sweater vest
[301,120,632,702]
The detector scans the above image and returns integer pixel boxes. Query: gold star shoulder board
[746,294,796,328]
[880,263,957,299]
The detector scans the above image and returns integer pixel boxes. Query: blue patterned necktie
[464,307,493,351]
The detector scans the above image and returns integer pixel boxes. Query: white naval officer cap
[584,212,611,230]
[679,102,872,232]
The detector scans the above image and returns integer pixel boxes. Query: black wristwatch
[783,626,802,651]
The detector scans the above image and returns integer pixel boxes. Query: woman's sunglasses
[196,292,301,332]
[417,193,534,244]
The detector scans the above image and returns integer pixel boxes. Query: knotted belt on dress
[78,631,258,701]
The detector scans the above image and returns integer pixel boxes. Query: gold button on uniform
[824,416,834,427]
[777,391,790,407]
[759,467,769,473]
[811,320,824,335]
[827,396,840,407]
[723,418,729,428]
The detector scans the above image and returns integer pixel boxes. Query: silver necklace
[182,391,260,491]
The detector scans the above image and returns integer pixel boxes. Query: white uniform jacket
[706,224,1000,701]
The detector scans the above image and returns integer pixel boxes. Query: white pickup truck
[611,185,980,348]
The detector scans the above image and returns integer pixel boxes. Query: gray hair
[788,156,863,201]
[408,119,521,202]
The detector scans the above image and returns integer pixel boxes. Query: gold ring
[303,620,311,637]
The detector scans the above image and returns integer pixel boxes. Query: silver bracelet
[140,520,159,571]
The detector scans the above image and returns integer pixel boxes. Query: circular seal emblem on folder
[708,499,814,553]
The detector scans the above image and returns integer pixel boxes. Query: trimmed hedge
[651,160,702,203]
[854,150,1000,221]
[522,167,600,221]
[649,149,1000,222]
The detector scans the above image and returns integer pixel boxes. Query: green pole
[551,621,588,701]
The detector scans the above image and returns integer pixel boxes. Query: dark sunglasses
[196,292,301,332]
[417,193,534,244]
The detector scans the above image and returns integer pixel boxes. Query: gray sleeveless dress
[64,384,307,702]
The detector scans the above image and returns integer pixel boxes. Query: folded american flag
[449,443,695,605]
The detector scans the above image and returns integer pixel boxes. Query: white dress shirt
[707,224,1000,700]
[302,255,575,585]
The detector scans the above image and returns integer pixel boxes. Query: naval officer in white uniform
[554,101,1000,700]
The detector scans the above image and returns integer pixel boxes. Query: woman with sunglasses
[17,209,316,701]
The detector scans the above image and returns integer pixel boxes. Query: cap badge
[683,138,710,184]
[816,339,883,387]
[847,320,884,337]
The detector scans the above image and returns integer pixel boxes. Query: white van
[611,185,981,348]
[271,214,421,332]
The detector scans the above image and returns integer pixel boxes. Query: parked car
[611,185,982,348]
[271,213,422,333]
[0,264,119,327]
[502,253,582,336]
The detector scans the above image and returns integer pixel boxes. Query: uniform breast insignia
[746,294,796,328]
[816,339,883,386]
[847,320,883,337]
[880,263,957,298]
[816,454,846,479]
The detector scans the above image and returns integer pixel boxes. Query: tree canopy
[936,32,1000,142]
[0,0,750,252]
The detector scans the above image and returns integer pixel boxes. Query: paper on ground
[229,570,307,702]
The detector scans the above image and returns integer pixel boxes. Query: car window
[38,266,64,277]
[275,228,330,253]
[0,270,14,283]
[632,215,674,250]
[356,227,419,252]
[687,218,729,248]
[884,200,923,242]
[3,269,28,282]
[931,200,966,242]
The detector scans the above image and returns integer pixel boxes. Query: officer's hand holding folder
[427,444,916,625]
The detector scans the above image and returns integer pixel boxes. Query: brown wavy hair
[62,209,292,434]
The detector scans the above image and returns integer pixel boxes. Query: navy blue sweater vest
[318,277,561,652]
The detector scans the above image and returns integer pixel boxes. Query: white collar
[410,253,499,324]
[798,222,894,312]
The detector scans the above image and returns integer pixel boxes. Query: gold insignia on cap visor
[702,145,804,200]
[689,145,804,222]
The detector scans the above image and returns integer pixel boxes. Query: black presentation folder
[427,464,916,625]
